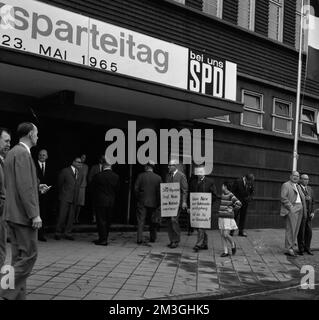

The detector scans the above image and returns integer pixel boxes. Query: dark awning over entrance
[0,48,243,121]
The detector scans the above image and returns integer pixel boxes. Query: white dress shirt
[293,183,301,204]
[38,161,46,174]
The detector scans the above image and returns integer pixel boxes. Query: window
[241,90,264,128]
[268,0,283,42]
[272,99,293,134]
[203,0,223,18]
[295,0,308,51]
[207,115,230,122]
[172,0,185,4]
[238,0,255,30]
[301,106,317,139]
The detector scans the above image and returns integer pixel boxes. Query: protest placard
[160,183,180,217]
[190,192,212,229]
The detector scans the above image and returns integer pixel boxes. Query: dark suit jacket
[189,176,218,204]
[0,158,5,217]
[88,164,103,184]
[58,166,84,204]
[35,160,53,186]
[165,170,188,206]
[232,177,254,203]
[134,171,162,207]
[299,185,315,216]
[90,169,120,207]
[4,143,40,226]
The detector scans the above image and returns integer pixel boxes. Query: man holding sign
[189,166,217,252]
[163,159,188,249]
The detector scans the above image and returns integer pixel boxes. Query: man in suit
[35,149,52,241]
[90,161,119,246]
[134,161,162,244]
[280,171,306,257]
[165,159,188,249]
[297,174,315,255]
[189,165,217,252]
[88,155,106,224]
[0,123,44,300]
[0,127,11,269]
[55,157,84,240]
[231,173,255,237]
[74,154,89,224]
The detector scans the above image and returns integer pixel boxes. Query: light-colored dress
[218,218,238,230]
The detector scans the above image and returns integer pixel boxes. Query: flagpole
[292,0,305,172]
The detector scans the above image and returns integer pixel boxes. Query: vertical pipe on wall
[292,0,304,171]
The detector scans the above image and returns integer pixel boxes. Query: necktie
[74,169,78,179]
[41,163,45,176]
[304,187,308,196]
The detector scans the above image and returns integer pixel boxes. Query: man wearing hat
[134,161,162,244]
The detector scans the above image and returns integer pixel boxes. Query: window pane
[274,118,290,132]
[302,109,315,122]
[244,93,261,110]
[268,2,281,40]
[203,0,218,16]
[238,0,251,29]
[302,123,315,137]
[275,101,290,117]
[243,110,261,127]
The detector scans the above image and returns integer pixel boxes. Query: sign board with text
[0,0,237,100]
[190,192,212,229]
[0,0,188,88]
[160,183,180,217]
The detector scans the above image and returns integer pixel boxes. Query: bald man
[165,159,188,249]
[297,174,315,255]
[280,171,306,257]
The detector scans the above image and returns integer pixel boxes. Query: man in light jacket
[0,123,44,300]
[280,171,306,257]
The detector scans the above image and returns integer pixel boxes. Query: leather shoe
[94,241,108,246]
[305,250,314,255]
[193,245,200,252]
[170,242,178,249]
[238,232,247,237]
[220,252,230,257]
[285,249,297,257]
[200,245,208,250]
[297,251,304,256]
[38,237,47,242]
[65,235,74,241]
[167,243,173,248]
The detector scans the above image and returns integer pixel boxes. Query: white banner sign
[0,0,237,98]
[0,0,189,89]
[190,192,212,229]
[160,183,180,217]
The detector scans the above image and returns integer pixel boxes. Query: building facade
[0,0,318,228]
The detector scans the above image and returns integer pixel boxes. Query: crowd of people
[0,122,316,300]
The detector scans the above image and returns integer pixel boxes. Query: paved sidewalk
[3,228,319,300]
